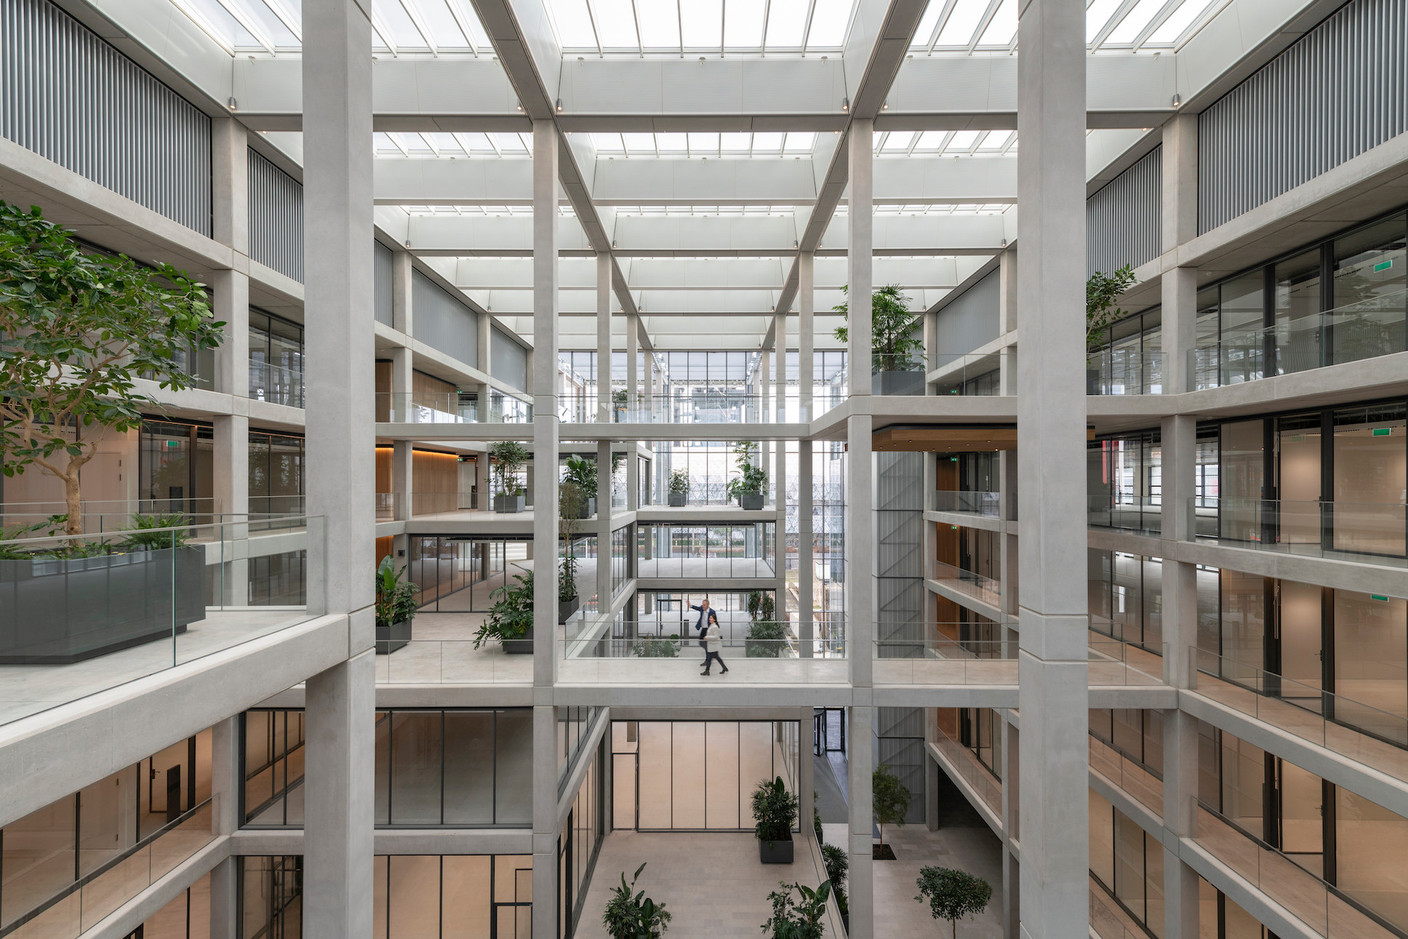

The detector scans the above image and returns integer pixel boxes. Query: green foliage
[751,776,799,844]
[473,568,534,648]
[602,862,672,939]
[564,454,599,500]
[725,440,768,500]
[558,479,587,601]
[1086,266,1137,349]
[116,512,192,551]
[915,867,992,938]
[374,557,419,629]
[490,440,530,496]
[746,618,787,658]
[667,469,690,496]
[820,844,848,894]
[612,388,628,405]
[0,514,68,558]
[761,880,831,939]
[813,796,823,843]
[872,764,911,845]
[832,284,923,372]
[632,636,679,658]
[746,590,777,622]
[0,201,223,535]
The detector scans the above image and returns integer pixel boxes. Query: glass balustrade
[1086,350,1165,395]
[931,561,1003,607]
[930,353,1006,396]
[932,721,1003,816]
[1188,497,1406,562]
[931,490,1002,516]
[0,516,325,726]
[376,392,532,424]
[1190,288,1408,390]
[1087,493,1163,535]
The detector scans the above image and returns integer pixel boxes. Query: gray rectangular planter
[668,493,687,506]
[503,626,534,655]
[872,369,926,396]
[738,493,766,510]
[570,497,597,520]
[495,494,526,513]
[376,618,411,655]
[758,833,794,864]
[0,545,206,664]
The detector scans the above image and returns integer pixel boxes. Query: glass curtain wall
[368,855,533,939]
[1088,305,1163,394]
[239,856,302,939]
[139,419,214,521]
[248,309,305,408]
[247,430,304,518]
[243,709,306,826]
[1087,431,1162,533]
[132,872,212,938]
[637,522,776,578]
[1088,789,1165,936]
[410,536,531,612]
[610,721,799,832]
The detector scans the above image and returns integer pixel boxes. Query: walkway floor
[575,830,836,938]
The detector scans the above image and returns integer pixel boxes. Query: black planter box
[738,493,765,510]
[0,545,206,664]
[668,493,687,506]
[559,596,580,624]
[570,497,597,520]
[376,618,411,654]
[504,626,534,655]
[495,494,526,514]
[758,832,794,864]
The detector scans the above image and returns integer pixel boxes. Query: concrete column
[304,652,376,938]
[798,253,816,655]
[1161,115,1199,394]
[211,118,248,254]
[597,254,611,423]
[1015,0,1089,934]
[597,441,612,608]
[390,347,413,519]
[211,265,249,569]
[997,249,1018,394]
[532,121,560,690]
[799,706,816,840]
[208,717,240,938]
[845,120,876,939]
[774,312,786,521]
[626,315,639,410]
[799,253,814,416]
[847,704,875,939]
[532,704,559,939]
[1001,718,1021,939]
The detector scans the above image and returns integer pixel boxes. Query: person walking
[689,597,716,666]
[701,613,728,676]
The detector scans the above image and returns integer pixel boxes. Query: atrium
[0,0,1406,937]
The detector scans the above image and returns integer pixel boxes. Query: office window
[248,309,305,408]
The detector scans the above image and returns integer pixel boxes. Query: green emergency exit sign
[1371,595,1390,602]
[1374,260,1394,272]
[1373,427,1393,436]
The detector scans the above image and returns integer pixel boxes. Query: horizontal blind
[1087,147,1162,276]
[247,148,304,282]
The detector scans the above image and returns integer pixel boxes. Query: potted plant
[374,556,418,654]
[633,636,680,657]
[491,440,529,513]
[752,776,799,864]
[1086,266,1136,393]
[746,591,785,657]
[667,469,689,507]
[612,388,628,422]
[558,479,585,623]
[872,763,911,859]
[726,441,768,510]
[0,201,223,535]
[602,862,671,938]
[563,454,598,519]
[1,513,209,664]
[915,867,992,938]
[761,880,831,939]
[821,844,849,930]
[833,284,924,396]
[473,567,534,653]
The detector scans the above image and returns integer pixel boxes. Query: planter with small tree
[667,469,689,507]
[745,590,785,657]
[872,763,911,860]
[1086,266,1137,394]
[761,880,831,939]
[915,866,992,938]
[602,862,671,939]
[491,440,530,513]
[558,478,585,623]
[726,441,768,510]
[374,556,419,654]
[821,844,849,932]
[563,454,598,519]
[833,284,925,396]
[612,388,628,422]
[752,775,799,864]
[473,567,534,653]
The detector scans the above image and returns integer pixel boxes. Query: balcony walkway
[0,608,312,727]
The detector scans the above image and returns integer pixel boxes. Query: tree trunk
[63,468,82,536]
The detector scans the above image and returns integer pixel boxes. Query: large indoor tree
[833,283,924,372]
[0,201,222,534]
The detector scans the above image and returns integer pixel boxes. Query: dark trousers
[702,650,727,673]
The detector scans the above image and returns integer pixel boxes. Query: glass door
[1276,759,1325,878]
[1275,414,1322,547]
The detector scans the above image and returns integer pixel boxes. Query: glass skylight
[171,0,491,55]
[910,0,1227,53]
[873,129,1017,157]
[544,0,860,56]
[374,131,532,158]
[401,205,577,216]
[588,131,817,158]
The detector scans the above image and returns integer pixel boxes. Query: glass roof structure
[175,0,491,54]
[544,0,860,56]
[909,0,1230,53]
[374,131,534,158]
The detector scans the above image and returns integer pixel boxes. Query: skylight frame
[171,0,491,55]
[909,0,1230,55]
[544,0,858,58]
